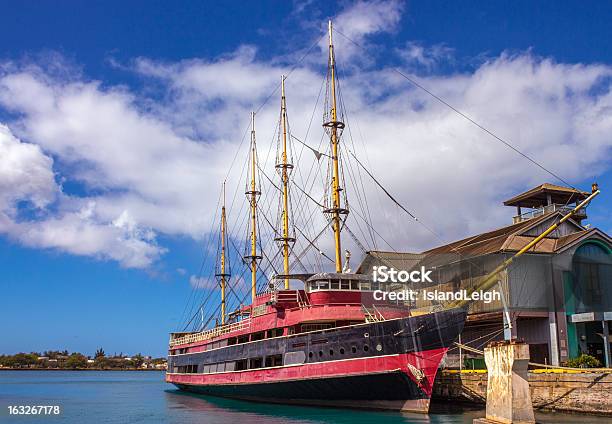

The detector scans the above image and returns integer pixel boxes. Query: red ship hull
[167,307,466,413]
[168,347,447,412]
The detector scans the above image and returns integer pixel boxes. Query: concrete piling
[474,341,535,424]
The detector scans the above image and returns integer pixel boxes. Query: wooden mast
[278,76,294,289]
[245,112,261,303]
[220,182,227,325]
[326,20,345,273]
[215,182,231,325]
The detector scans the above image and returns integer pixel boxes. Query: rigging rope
[333,28,576,190]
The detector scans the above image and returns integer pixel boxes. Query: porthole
[351,346,357,354]
[340,348,345,354]
[319,351,323,357]
[376,344,382,352]
[364,332,369,338]
[363,345,369,352]
[308,352,313,358]
[329,349,334,356]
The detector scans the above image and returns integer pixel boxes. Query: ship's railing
[169,319,251,347]
[251,304,267,317]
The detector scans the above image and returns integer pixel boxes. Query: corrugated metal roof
[357,210,609,273]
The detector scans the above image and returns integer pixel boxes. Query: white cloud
[1,16,611,272]
[334,0,403,41]
[317,0,404,61]
[397,41,455,71]
[189,275,217,290]
[0,124,165,268]
[8,203,165,268]
[0,124,56,212]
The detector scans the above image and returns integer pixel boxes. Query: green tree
[66,353,87,369]
[131,353,144,368]
[94,356,109,369]
[11,353,38,367]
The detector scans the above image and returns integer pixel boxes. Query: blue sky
[1,0,611,357]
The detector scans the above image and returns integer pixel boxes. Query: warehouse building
[358,183,612,366]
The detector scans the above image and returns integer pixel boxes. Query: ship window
[359,282,371,291]
[180,364,198,373]
[318,351,323,357]
[268,328,284,338]
[329,349,334,356]
[351,281,359,290]
[301,323,333,333]
[351,346,357,353]
[265,354,283,367]
[225,361,235,372]
[331,280,340,289]
[340,348,345,354]
[251,332,265,341]
[228,337,237,345]
[308,352,313,358]
[249,357,263,369]
[235,359,247,371]
[317,281,330,290]
[237,335,249,344]
[363,345,369,352]
[202,364,211,373]
[340,280,350,290]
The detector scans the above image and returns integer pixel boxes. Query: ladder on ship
[362,305,385,323]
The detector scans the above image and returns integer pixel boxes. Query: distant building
[358,183,612,367]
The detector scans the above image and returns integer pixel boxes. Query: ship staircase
[362,305,385,323]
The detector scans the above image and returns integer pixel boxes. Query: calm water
[0,371,608,423]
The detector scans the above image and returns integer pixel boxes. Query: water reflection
[164,389,482,424]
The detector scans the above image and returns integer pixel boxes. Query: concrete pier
[473,341,535,424]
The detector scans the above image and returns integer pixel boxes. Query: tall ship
[166,21,466,413]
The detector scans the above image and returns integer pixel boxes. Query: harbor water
[0,371,609,423]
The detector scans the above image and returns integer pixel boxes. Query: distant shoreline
[0,368,165,371]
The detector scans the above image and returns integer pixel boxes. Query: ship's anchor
[407,363,425,383]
